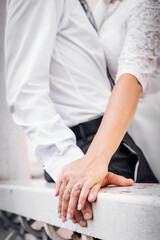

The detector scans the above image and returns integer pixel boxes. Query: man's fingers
[110,0,122,3]
[107,172,134,186]
[88,182,101,203]
[87,173,134,203]
[81,200,93,221]
[71,217,77,224]
[74,209,87,228]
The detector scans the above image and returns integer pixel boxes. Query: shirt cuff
[43,145,84,182]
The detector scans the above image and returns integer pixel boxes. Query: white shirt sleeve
[116,0,160,94]
[5,0,84,182]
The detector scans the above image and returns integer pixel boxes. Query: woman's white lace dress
[93,0,160,181]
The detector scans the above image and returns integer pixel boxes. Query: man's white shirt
[5,0,111,181]
[5,0,160,182]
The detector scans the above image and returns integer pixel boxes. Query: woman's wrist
[86,144,111,166]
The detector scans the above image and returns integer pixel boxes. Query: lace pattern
[117,0,160,92]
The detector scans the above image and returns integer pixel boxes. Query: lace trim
[117,0,160,92]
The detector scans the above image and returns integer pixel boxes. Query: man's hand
[88,172,134,203]
[70,200,93,227]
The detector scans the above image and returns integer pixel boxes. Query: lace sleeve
[116,0,160,94]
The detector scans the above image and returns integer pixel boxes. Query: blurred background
[0,0,43,181]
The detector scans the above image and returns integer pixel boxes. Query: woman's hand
[56,73,141,223]
[55,154,108,222]
[72,172,134,228]
[57,171,134,226]
[73,172,134,228]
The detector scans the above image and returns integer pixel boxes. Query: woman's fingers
[88,182,101,203]
[58,171,133,222]
[78,180,93,210]
[67,182,82,220]
[58,181,68,220]
[81,200,93,221]
[61,183,74,221]
[55,174,63,196]
[55,155,108,222]
[56,158,108,222]
[107,172,134,186]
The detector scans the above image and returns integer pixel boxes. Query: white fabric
[93,0,160,181]
[5,0,160,182]
[5,0,111,181]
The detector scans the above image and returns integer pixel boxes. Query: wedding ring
[72,184,81,192]
[65,188,71,194]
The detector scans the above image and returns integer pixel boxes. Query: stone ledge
[0,180,160,240]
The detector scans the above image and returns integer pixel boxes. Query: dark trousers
[44,133,139,183]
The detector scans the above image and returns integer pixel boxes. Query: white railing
[0,180,160,240]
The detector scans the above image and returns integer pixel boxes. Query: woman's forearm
[56,73,140,219]
[86,73,143,164]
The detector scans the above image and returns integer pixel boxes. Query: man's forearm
[86,73,143,164]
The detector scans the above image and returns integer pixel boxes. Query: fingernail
[80,221,86,227]
[130,179,134,182]
[77,204,82,210]
[84,213,91,220]
[58,213,62,218]
[88,194,94,201]
[72,219,77,224]
[62,216,66,222]
[67,213,71,220]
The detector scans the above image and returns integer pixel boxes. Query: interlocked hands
[55,155,133,227]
